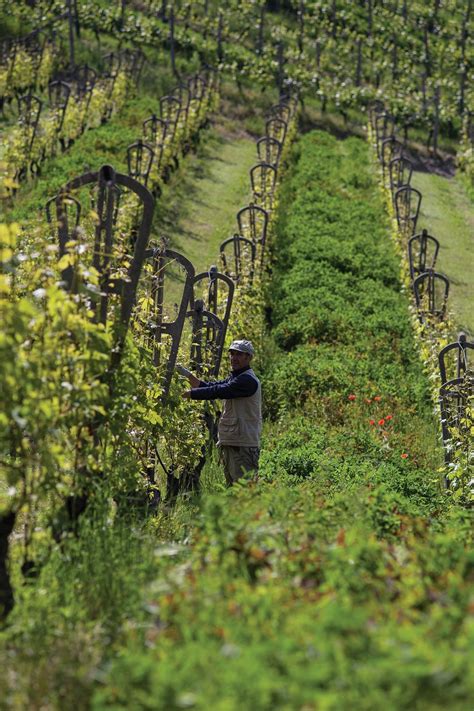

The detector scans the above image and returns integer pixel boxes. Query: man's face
[229,349,252,370]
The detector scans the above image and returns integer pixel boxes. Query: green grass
[411,171,474,337]
[154,117,257,296]
[151,78,278,282]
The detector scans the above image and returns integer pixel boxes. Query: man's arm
[176,363,208,389]
[190,372,257,401]
[176,363,232,397]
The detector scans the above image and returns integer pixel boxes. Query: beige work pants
[219,445,260,486]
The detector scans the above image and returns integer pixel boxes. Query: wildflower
[348,394,356,401]
[385,415,393,421]
[378,418,385,426]
[374,395,382,402]
[365,398,372,404]
[369,419,376,426]
[401,453,408,459]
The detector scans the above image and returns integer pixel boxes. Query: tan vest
[217,369,262,447]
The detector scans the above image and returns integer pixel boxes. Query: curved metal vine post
[172,296,227,496]
[136,245,195,399]
[439,376,474,472]
[187,299,226,379]
[101,51,121,123]
[142,114,168,186]
[389,156,413,196]
[129,244,195,505]
[187,74,206,117]
[250,162,277,212]
[380,136,403,180]
[127,139,155,187]
[70,64,96,138]
[48,79,71,139]
[193,266,235,377]
[45,192,82,231]
[203,66,220,110]
[265,116,287,144]
[257,136,282,168]
[15,93,43,181]
[172,83,191,143]
[236,202,269,270]
[55,164,155,370]
[103,50,122,80]
[438,333,474,386]
[394,185,422,236]
[413,269,450,323]
[407,228,440,281]
[219,233,256,284]
[44,165,155,537]
[122,47,145,84]
[268,101,291,124]
[71,63,97,99]
[143,114,169,145]
[160,94,181,146]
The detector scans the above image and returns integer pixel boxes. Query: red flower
[374,395,382,402]
[369,419,376,426]
[378,418,385,426]
[385,415,393,421]
[401,453,408,459]
[348,394,356,401]
[365,398,372,404]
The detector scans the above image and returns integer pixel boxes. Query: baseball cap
[228,339,255,356]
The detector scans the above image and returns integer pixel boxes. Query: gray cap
[229,339,255,355]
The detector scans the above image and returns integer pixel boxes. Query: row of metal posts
[44,64,296,498]
[1,49,144,189]
[370,102,473,480]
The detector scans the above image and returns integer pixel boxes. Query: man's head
[229,339,254,370]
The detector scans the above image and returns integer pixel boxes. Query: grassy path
[411,171,474,337]
[155,119,256,275]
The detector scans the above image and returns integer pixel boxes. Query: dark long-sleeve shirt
[190,366,258,401]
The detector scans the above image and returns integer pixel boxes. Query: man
[177,340,262,486]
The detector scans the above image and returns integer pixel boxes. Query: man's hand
[182,390,192,399]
